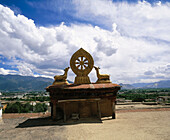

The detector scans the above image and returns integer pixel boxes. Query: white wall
[0,109,2,118]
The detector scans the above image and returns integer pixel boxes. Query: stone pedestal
[111,97,116,119]
[52,100,57,120]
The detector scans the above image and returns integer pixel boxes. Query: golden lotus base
[74,76,91,84]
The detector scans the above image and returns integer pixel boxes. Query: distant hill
[131,83,149,88]
[120,80,170,89]
[119,83,135,89]
[144,80,170,88]
[0,74,169,91]
[0,74,53,92]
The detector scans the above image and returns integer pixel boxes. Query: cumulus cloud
[0,2,170,84]
[94,37,117,56]
[73,0,170,40]
[0,68,17,75]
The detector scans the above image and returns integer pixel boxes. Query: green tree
[4,102,34,113]
[33,103,47,113]
[22,103,33,113]
[5,102,22,113]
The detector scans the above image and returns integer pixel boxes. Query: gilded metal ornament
[53,67,70,85]
[94,66,111,83]
[70,48,94,84]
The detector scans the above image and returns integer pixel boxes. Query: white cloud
[17,63,34,76]
[94,37,117,56]
[0,3,170,84]
[73,0,170,41]
[0,68,17,75]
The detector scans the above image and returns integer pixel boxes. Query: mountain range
[120,80,170,89]
[0,74,53,92]
[0,74,169,91]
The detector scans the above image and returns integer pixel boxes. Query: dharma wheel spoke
[84,65,87,69]
[77,65,80,68]
[84,58,88,62]
[74,55,90,71]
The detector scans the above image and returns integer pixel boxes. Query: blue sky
[1,0,170,28]
[0,0,170,84]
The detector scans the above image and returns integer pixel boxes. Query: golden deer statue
[53,67,70,85]
[94,66,111,83]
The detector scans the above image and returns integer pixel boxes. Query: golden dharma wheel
[70,48,94,77]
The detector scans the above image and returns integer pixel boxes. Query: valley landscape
[0,74,170,92]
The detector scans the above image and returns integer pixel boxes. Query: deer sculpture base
[96,79,111,84]
[52,79,69,86]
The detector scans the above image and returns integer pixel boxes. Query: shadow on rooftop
[16,117,102,128]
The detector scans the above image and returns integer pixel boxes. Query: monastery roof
[47,83,121,90]
[66,83,120,89]
[47,83,121,100]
